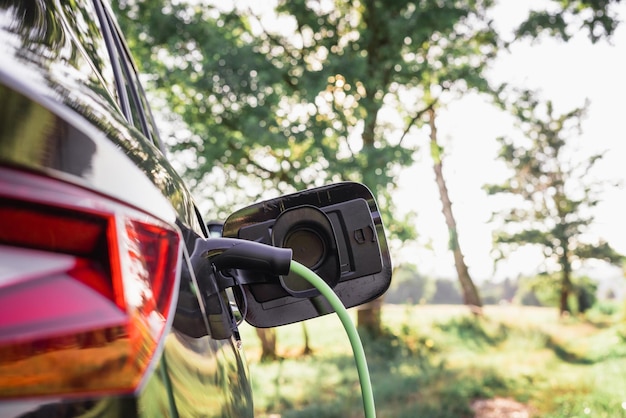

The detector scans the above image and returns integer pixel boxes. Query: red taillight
[0,168,182,398]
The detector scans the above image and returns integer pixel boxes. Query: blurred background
[114,0,626,416]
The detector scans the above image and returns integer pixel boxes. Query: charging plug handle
[192,237,293,275]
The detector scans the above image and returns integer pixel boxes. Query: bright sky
[394,3,626,282]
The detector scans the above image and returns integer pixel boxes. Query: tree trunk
[256,328,278,362]
[428,108,483,314]
[559,252,573,316]
[302,323,312,355]
[357,297,384,337]
[356,93,385,335]
[559,273,572,316]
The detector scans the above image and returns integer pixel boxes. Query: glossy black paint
[0,0,253,416]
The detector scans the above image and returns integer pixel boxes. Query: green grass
[240,305,626,417]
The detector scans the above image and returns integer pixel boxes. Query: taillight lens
[0,168,182,398]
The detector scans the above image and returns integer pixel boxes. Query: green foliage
[113,0,501,241]
[513,279,545,307]
[517,274,562,307]
[575,240,625,264]
[430,279,463,304]
[515,0,622,43]
[388,273,526,306]
[384,264,434,304]
[589,299,622,317]
[573,275,598,313]
[479,278,518,304]
[241,305,626,417]
[436,315,510,348]
[387,270,526,306]
[360,322,440,369]
[514,273,601,314]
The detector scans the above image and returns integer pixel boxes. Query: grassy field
[239,304,626,418]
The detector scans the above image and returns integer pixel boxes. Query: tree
[384,264,433,304]
[114,0,501,332]
[428,107,482,312]
[430,279,463,305]
[486,91,623,315]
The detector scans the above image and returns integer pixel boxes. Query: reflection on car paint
[0,0,253,416]
[139,331,252,417]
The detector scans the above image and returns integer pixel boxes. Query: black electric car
[0,1,392,417]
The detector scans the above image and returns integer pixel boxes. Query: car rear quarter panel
[0,1,253,416]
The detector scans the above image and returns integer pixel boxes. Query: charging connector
[179,237,376,417]
[192,237,293,276]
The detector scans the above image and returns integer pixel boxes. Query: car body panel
[0,0,253,416]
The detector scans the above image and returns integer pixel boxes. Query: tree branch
[398,99,438,147]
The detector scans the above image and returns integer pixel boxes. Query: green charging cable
[290,260,376,418]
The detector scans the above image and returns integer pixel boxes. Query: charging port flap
[222,182,392,328]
